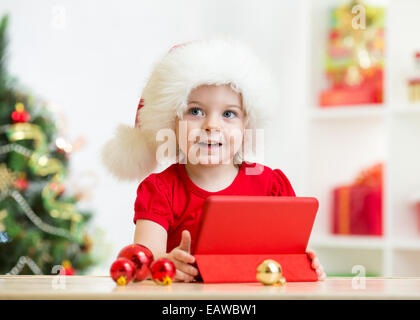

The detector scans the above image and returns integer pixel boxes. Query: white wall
[0,0,309,274]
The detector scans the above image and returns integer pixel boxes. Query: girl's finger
[173,248,195,264]
[316,265,324,276]
[319,272,327,281]
[179,230,191,253]
[311,257,320,269]
[315,262,323,271]
[177,262,199,277]
[306,248,316,259]
[172,258,199,277]
[175,269,194,282]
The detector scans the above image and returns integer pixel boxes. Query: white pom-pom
[101,125,156,181]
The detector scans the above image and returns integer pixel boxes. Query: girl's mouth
[197,141,223,148]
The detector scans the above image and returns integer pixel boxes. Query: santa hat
[101,36,280,181]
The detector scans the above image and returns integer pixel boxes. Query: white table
[1,276,420,300]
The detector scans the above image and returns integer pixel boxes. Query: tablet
[192,196,318,255]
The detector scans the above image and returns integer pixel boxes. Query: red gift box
[332,185,382,235]
[319,67,383,107]
[319,86,380,107]
[331,164,383,236]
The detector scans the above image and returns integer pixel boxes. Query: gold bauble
[256,259,286,286]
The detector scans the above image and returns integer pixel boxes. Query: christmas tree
[0,14,98,275]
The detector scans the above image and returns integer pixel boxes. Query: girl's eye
[223,110,236,119]
[189,107,203,116]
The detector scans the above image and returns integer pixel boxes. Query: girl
[102,38,326,282]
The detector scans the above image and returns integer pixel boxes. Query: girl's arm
[134,219,168,260]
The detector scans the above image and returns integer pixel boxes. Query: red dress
[133,162,296,253]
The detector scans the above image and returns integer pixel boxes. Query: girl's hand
[165,230,199,282]
[306,247,327,281]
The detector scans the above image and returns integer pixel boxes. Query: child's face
[176,84,246,165]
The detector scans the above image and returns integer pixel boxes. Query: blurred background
[0,0,419,277]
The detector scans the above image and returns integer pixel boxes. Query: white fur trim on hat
[101,125,157,181]
[102,36,280,181]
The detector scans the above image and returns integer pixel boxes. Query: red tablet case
[192,196,319,283]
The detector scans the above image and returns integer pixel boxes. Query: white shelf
[309,105,386,120]
[309,105,420,120]
[392,240,420,251]
[391,105,420,116]
[309,235,385,250]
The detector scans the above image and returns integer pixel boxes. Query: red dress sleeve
[270,168,296,197]
[133,174,173,231]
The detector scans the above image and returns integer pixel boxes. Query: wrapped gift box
[332,185,382,236]
[319,86,381,107]
[331,163,383,236]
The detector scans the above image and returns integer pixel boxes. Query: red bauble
[59,267,75,276]
[150,258,176,285]
[110,257,136,286]
[59,260,75,276]
[50,182,65,195]
[118,244,154,282]
[14,178,29,191]
[11,110,30,123]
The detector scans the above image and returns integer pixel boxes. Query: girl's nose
[203,113,220,132]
